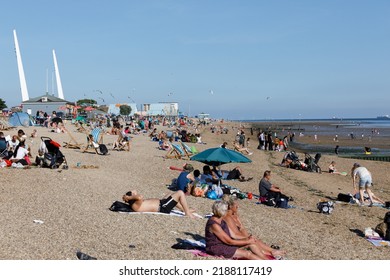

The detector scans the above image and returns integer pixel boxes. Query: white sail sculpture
[52,49,64,100]
[13,30,29,102]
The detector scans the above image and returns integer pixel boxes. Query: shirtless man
[122,190,196,218]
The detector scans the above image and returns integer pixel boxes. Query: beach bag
[317,201,334,214]
[264,197,277,207]
[109,201,133,212]
[276,197,289,209]
[337,193,353,203]
[43,153,56,168]
[206,190,218,200]
[99,144,108,155]
[211,184,223,199]
[3,159,12,167]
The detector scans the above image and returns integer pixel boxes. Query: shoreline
[245,120,390,154]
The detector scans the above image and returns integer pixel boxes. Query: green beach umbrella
[190,147,252,166]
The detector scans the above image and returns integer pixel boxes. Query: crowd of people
[2,116,389,261]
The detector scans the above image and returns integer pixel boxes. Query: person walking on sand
[351,163,375,206]
[122,190,197,218]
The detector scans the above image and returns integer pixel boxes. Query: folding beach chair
[165,143,187,159]
[82,127,104,154]
[179,140,198,158]
[113,134,130,152]
[63,127,83,149]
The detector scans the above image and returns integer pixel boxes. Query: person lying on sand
[212,165,253,182]
[233,141,253,155]
[122,190,197,218]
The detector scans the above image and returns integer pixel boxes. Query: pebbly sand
[0,121,389,260]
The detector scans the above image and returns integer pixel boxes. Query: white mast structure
[13,30,29,102]
[52,49,64,100]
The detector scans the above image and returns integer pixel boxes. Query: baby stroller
[281,151,301,168]
[38,137,68,169]
[304,153,321,173]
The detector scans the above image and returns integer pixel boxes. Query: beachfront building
[21,93,73,117]
[107,103,138,116]
[141,102,179,116]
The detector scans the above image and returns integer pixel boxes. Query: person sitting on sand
[220,142,228,148]
[7,135,19,156]
[10,141,30,166]
[159,137,173,150]
[259,170,290,205]
[222,195,286,259]
[122,190,196,218]
[30,129,37,138]
[200,165,220,186]
[205,200,275,260]
[149,128,158,140]
[233,141,253,155]
[328,161,340,174]
[176,164,196,193]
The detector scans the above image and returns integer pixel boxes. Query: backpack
[317,201,334,214]
[109,201,133,212]
[337,193,353,203]
[276,197,289,209]
[99,144,108,155]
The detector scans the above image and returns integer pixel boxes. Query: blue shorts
[359,176,372,188]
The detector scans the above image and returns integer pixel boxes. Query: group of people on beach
[121,189,286,260]
[0,129,33,167]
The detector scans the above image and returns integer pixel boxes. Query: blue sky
[0,0,389,120]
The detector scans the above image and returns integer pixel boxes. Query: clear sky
[0,0,389,120]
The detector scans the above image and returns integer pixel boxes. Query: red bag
[4,159,11,167]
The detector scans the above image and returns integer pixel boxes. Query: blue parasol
[190,147,252,166]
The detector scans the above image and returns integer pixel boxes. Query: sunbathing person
[233,141,253,155]
[212,165,253,182]
[221,195,286,259]
[122,190,196,218]
[205,201,273,260]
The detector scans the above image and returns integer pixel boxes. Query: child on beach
[328,161,339,174]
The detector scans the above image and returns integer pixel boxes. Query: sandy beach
[0,121,389,260]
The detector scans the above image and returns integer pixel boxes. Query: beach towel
[113,206,203,218]
[364,227,390,246]
[125,210,203,218]
[176,239,278,260]
[366,238,390,247]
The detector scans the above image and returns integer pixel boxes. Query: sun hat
[183,164,194,172]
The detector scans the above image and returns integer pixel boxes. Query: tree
[76,99,97,106]
[0,98,7,110]
[119,104,132,116]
